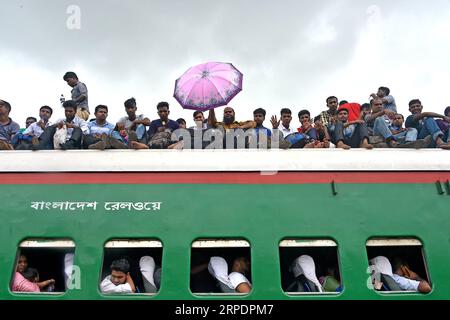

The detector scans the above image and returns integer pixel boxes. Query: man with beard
[207,107,256,149]
[207,107,256,130]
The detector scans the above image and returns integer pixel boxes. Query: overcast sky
[2,0,450,128]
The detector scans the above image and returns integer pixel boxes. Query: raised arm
[207,109,218,128]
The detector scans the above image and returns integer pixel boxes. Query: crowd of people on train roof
[12,253,431,294]
[1,71,450,151]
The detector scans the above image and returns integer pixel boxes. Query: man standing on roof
[370,86,397,113]
[63,71,90,121]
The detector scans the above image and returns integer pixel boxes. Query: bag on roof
[148,130,172,149]
[53,125,67,149]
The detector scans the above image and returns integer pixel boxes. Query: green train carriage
[0,149,449,300]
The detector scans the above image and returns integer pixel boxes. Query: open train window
[366,238,432,294]
[190,239,252,295]
[11,239,76,294]
[100,239,163,295]
[279,239,342,295]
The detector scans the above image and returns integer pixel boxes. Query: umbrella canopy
[174,62,243,111]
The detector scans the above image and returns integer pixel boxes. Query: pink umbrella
[174,62,243,111]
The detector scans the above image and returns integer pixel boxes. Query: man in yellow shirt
[208,107,256,130]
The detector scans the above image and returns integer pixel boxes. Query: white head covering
[369,256,393,276]
[64,253,75,289]
[140,256,156,287]
[208,256,233,289]
[291,255,323,292]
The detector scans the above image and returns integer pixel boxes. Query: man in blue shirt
[84,105,116,149]
[370,86,397,113]
[405,99,450,149]
[0,99,20,150]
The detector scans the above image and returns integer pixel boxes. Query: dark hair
[193,111,203,118]
[298,110,310,118]
[176,118,186,125]
[62,100,77,111]
[63,72,78,81]
[124,97,136,108]
[21,267,39,282]
[40,105,53,115]
[361,103,371,110]
[409,99,422,107]
[280,108,292,116]
[338,108,349,114]
[157,101,169,110]
[379,86,390,96]
[370,98,383,106]
[395,113,404,120]
[26,117,37,123]
[110,258,130,274]
[444,106,450,117]
[391,257,406,272]
[326,96,338,104]
[314,115,321,122]
[339,100,348,106]
[0,99,12,112]
[95,105,108,113]
[253,108,266,116]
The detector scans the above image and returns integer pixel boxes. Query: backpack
[148,130,172,149]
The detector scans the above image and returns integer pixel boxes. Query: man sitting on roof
[112,97,151,147]
[14,106,53,150]
[130,102,179,149]
[208,106,256,131]
[0,99,20,150]
[34,100,88,150]
[83,105,119,150]
[405,99,450,149]
[333,106,373,150]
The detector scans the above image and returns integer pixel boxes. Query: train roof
[1,149,449,172]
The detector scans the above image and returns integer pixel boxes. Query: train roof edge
[0,149,449,172]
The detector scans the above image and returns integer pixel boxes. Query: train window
[366,238,432,294]
[279,239,342,295]
[100,239,163,295]
[190,239,252,295]
[10,239,76,294]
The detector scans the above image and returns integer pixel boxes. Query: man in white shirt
[35,101,88,150]
[100,258,136,294]
[208,256,251,294]
[391,258,432,293]
[271,108,296,138]
[14,106,53,150]
[370,256,431,293]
